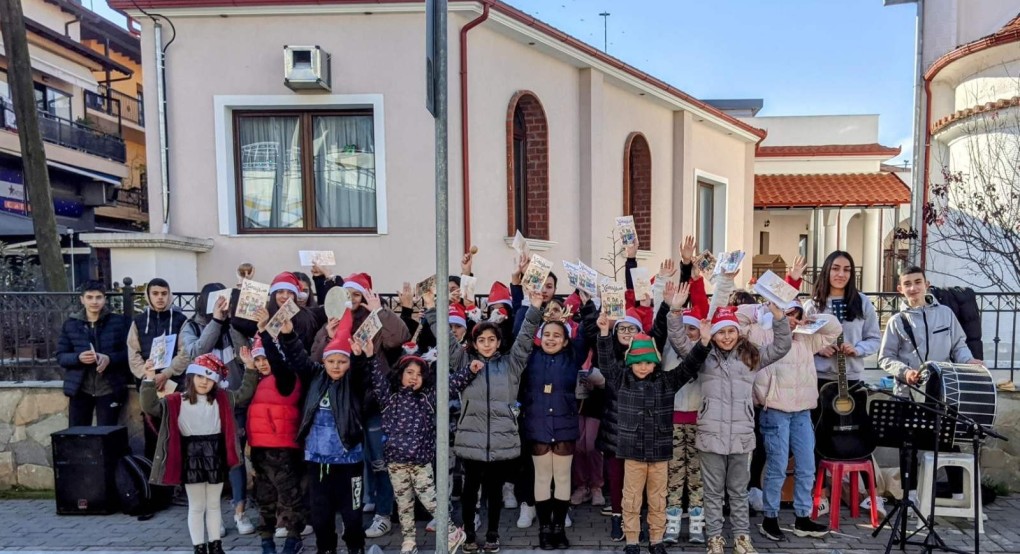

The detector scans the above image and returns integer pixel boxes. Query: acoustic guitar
[814,298,876,461]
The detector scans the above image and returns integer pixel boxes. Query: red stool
[812,458,878,531]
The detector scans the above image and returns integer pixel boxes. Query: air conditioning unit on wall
[283,45,331,91]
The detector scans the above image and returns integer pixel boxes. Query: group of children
[133,236,858,554]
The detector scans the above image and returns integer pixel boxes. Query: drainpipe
[459,2,490,253]
[919,77,933,272]
[910,0,927,269]
[154,22,171,234]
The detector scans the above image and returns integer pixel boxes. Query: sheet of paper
[615,216,637,247]
[236,279,270,321]
[155,378,178,400]
[205,288,232,315]
[265,298,300,338]
[511,230,527,254]
[630,267,652,302]
[599,280,626,319]
[753,270,800,310]
[714,250,746,275]
[324,286,349,320]
[576,262,598,296]
[298,250,336,267]
[416,274,437,299]
[562,261,581,289]
[793,318,828,335]
[148,333,177,371]
[459,275,478,304]
[522,254,554,293]
[353,311,383,349]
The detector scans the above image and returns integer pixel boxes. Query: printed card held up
[576,262,599,296]
[630,267,652,302]
[459,275,478,305]
[615,216,637,247]
[148,333,177,371]
[299,250,336,267]
[714,250,746,275]
[695,250,717,275]
[265,298,301,338]
[753,270,800,310]
[793,318,828,335]
[522,254,553,293]
[562,261,581,289]
[206,288,232,315]
[511,230,527,254]
[599,280,626,319]
[236,279,271,321]
[353,310,383,349]
[416,275,437,299]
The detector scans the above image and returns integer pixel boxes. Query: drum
[922,362,997,446]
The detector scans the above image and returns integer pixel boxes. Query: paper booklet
[615,216,637,247]
[599,280,627,319]
[562,261,581,289]
[156,378,178,399]
[576,262,599,296]
[205,288,232,315]
[148,333,177,371]
[353,310,383,350]
[522,254,554,293]
[630,267,652,301]
[714,250,746,275]
[416,274,437,299]
[793,318,828,335]
[459,274,478,304]
[695,250,717,275]
[265,298,301,338]
[753,270,801,310]
[298,250,336,267]
[236,279,271,321]
[511,230,527,254]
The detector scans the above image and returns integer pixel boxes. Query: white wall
[740,115,879,146]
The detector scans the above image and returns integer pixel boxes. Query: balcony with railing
[0,97,126,163]
[84,85,144,128]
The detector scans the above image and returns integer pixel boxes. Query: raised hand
[450,286,463,305]
[423,288,436,310]
[325,317,341,339]
[255,306,270,332]
[597,312,613,336]
[527,287,544,308]
[349,338,363,357]
[624,240,638,259]
[280,318,294,335]
[699,318,713,345]
[470,360,484,374]
[461,252,474,275]
[679,235,696,264]
[239,346,255,368]
[766,301,784,320]
[659,258,677,279]
[664,280,677,305]
[670,282,691,311]
[790,255,807,282]
[399,282,414,309]
[213,296,230,320]
[364,289,383,312]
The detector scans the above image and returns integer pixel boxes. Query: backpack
[115,455,172,518]
[929,286,984,360]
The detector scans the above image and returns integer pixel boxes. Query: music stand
[869,396,955,554]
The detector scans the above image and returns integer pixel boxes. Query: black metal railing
[0,97,126,163]
[84,86,144,128]
[112,185,149,214]
[1,284,1017,383]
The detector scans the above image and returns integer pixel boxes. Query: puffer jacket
[597,334,710,462]
[803,293,881,381]
[521,344,583,444]
[243,374,303,449]
[451,305,541,462]
[879,299,975,395]
[696,316,792,455]
[737,305,841,413]
[666,314,704,413]
[57,307,131,397]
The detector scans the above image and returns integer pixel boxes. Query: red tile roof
[756,143,901,158]
[931,96,1020,135]
[926,12,1020,80]
[755,173,909,208]
[107,0,766,140]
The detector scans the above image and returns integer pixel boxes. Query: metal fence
[1,286,1017,383]
[0,97,127,163]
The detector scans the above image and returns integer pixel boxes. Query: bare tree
[0,0,69,292]
[599,231,625,280]
[925,76,1020,291]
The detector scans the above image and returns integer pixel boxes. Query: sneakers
[235,512,256,535]
[591,488,606,506]
[610,514,624,541]
[815,497,830,516]
[733,534,758,554]
[517,503,536,528]
[861,496,888,517]
[502,483,518,509]
[565,509,572,528]
[624,545,641,554]
[758,517,785,541]
[399,540,418,554]
[747,487,764,512]
[448,527,467,554]
[793,516,829,538]
[688,507,705,544]
[261,538,277,554]
[462,541,480,554]
[663,507,682,545]
[275,526,313,538]
[281,537,303,554]
[600,504,613,516]
[364,515,392,538]
[570,486,590,506]
[482,536,500,553]
[706,535,725,554]
[648,542,668,554]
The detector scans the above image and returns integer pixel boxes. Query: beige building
[102,0,764,292]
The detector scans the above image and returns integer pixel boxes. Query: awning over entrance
[0,210,68,236]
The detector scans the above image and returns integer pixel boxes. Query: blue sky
[88,0,918,164]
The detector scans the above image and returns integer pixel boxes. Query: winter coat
[666,314,704,413]
[597,334,710,462]
[737,305,841,413]
[521,339,584,444]
[231,289,327,352]
[879,299,975,395]
[803,293,881,382]
[140,368,257,486]
[127,306,190,380]
[696,316,792,456]
[57,308,131,398]
[449,305,541,462]
[240,374,303,449]
[370,354,475,465]
[181,316,248,392]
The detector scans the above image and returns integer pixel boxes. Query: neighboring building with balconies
[0,0,147,285]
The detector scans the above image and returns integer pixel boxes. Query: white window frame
[213,94,387,236]
[694,169,729,252]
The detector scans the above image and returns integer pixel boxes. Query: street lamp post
[599,12,610,52]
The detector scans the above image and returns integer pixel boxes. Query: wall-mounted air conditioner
[283,45,331,92]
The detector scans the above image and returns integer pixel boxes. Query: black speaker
[52,425,129,515]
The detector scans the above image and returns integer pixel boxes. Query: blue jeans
[364,413,393,517]
[230,410,248,507]
[760,408,815,518]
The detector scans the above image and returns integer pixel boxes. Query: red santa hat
[186,353,229,385]
[710,306,740,336]
[449,303,467,328]
[269,272,301,295]
[614,308,645,333]
[342,272,374,297]
[323,311,354,360]
[487,281,512,308]
[564,292,582,316]
[251,336,266,359]
[682,307,703,328]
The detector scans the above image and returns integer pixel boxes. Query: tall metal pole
[433,1,451,553]
[599,12,610,52]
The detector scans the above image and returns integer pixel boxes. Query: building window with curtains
[234,110,377,233]
[697,181,714,253]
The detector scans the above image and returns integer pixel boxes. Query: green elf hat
[625,333,661,366]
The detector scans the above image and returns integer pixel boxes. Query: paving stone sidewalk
[0,495,1017,553]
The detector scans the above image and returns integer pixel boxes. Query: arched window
[506,91,549,240]
[623,132,652,247]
